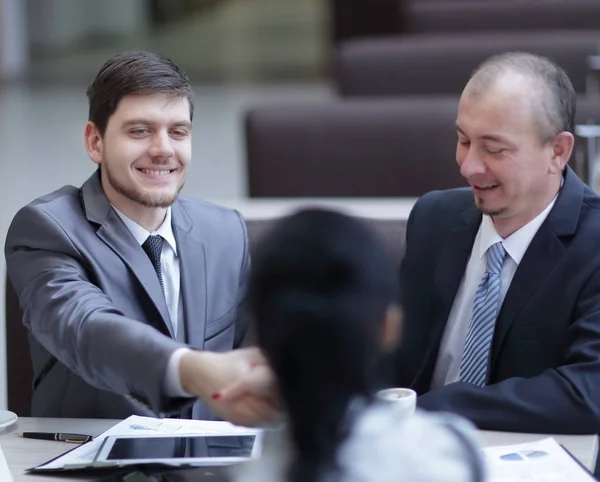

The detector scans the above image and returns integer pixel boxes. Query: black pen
[15,432,93,444]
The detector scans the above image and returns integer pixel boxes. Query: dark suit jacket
[5,171,250,419]
[398,166,600,434]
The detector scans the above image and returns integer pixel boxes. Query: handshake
[179,347,280,427]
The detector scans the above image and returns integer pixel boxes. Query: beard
[473,195,507,217]
[104,164,185,209]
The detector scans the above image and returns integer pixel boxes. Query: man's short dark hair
[86,51,194,136]
[469,52,576,141]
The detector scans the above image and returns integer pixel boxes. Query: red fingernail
[212,393,221,400]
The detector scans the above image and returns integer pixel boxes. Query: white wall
[27,0,149,52]
[0,0,28,79]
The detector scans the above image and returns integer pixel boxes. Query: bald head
[464,53,576,143]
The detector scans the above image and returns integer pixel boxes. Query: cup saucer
[0,410,17,430]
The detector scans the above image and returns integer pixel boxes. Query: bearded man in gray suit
[5,51,276,424]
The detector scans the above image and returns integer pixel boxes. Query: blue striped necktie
[459,241,506,387]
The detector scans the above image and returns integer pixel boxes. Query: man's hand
[179,347,280,427]
[218,363,276,402]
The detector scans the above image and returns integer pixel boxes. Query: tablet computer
[94,433,262,466]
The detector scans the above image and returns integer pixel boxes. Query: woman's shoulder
[230,405,486,482]
[338,405,486,481]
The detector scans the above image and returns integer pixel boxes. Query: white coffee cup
[375,388,417,418]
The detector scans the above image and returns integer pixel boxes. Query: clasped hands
[179,347,280,427]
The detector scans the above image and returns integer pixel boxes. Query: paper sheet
[0,443,14,482]
[483,437,596,482]
[35,415,261,471]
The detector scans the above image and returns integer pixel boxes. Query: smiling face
[85,93,192,217]
[456,73,571,237]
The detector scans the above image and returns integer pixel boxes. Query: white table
[210,197,417,220]
[0,418,114,481]
[0,418,597,481]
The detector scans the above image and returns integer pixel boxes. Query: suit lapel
[172,202,208,350]
[413,204,481,388]
[81,170,174,337]
[491,227,564,362]
[491,166,583,368]
[433,205,481,322]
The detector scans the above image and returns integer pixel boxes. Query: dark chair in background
[245,98,465,197]
[330,0,600,40]
[330,0,403,43]
[335,31,600,97]
[6,276,32,416]
[245,96,600,196]
[403,1,600,35]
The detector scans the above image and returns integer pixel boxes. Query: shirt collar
[478,216,504,262]
[479,176,565,265]
[478,190,559,266]
[112,206,178,255]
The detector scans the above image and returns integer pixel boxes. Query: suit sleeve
[232,209,253,348]
[418,263,600,434]
[5,204,186,414]
[396,192,442,388]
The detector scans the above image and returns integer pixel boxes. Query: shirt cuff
[163,347,193,398]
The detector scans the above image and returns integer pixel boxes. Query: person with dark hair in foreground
[232,209,485,482]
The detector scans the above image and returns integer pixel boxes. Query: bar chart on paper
[483,438,596,481]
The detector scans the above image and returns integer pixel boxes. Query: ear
[380,303,403,351]
[548,131,574,174]
[84,122,104,165]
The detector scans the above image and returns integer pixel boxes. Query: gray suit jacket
[5,170,250,419]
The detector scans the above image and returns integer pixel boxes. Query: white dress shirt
[113,207,191,398]
[431,195,559,389]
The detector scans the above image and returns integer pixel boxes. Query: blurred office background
[2,0,600,412]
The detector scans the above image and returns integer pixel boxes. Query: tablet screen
[105,435,256,460]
